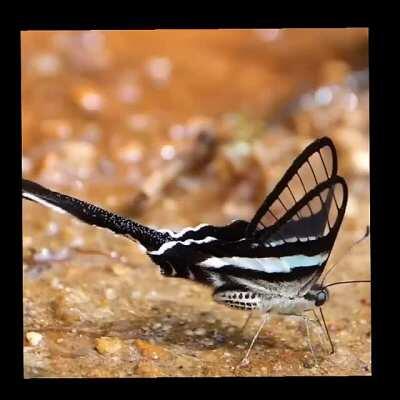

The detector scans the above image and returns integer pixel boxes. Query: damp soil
[22,29,370,377]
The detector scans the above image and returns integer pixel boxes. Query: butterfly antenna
[319,307,335,355]
[321,225,370,286]
[323,280,370,289]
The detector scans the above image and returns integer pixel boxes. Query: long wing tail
[22,179,168,251]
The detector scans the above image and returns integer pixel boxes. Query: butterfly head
[306,284,330,308]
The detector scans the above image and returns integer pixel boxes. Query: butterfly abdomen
[213,289,262,311]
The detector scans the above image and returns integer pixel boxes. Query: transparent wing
[246,137,338,240]
[258,177,348,250]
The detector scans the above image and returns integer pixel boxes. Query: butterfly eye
[315,291,327,306]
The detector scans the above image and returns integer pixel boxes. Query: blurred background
[22,29,370,378]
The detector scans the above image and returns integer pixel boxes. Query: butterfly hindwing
[259,176,348,251]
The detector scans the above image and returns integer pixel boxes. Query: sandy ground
[22,29,370,377]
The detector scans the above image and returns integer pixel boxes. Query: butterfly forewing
[246,137,338,239]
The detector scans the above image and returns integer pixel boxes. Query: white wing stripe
[149,236,217,256]
[23,192,67,215]
[158,223,209,239]
[199,252,328,273]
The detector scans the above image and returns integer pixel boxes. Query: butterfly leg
[311,309,331,354]
[303,315,319,367]
[239,312,254,334]
[235,313,270,371]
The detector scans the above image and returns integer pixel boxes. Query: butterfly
[22,137,363,367]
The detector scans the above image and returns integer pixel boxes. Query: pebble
[50,277,64,289]
[105,288,117,300]
[201,338,216,347]
[227,326,236,334]
[160,144,176,161]
[130,290,142,300]
[133,339,169,360]
[23,236,33,247]
[46,221,60,235]
[194,328,207,336]
[74,87,104,113]
[145,290,160,300]
[26,331,43,346]
[145,57,172,86]
[22,156,33,174]
[111,264,129,276]
[352,150,369,175]
[95,337,123,355]
[161,324,172,332]
[31,53,61,76]
[118,141,144,163]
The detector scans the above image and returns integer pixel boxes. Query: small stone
[161,324,172,332]
[31,53,61,76]
[194,328,206,336]
[227,326,236,334]
[352,150,369,175]
[118,141,143,163]
[22,156,33,174]
[130,290,142,300]
[201,338,216,347]
[74,87,104,112]
[133,339,169,360]
[145,290,160,300]
[50,277,64,289]
[160,144,176,161]
[23,236,33,247]
[26,332,43,346]
[95,337,123,355]
[105,288,117,300]
[145,57,172,86]
[111,264,129,276]
[46,221,60,235]
[33,248,53,262]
